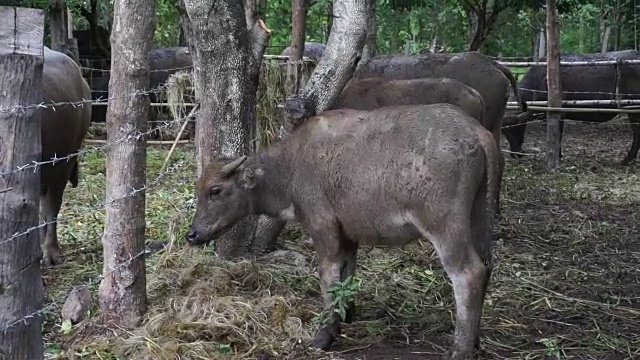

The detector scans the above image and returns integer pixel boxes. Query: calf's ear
[242,166,262,189]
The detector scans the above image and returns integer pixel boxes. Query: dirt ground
[40,117,639,360]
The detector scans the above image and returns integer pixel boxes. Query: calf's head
[186,155,259,245]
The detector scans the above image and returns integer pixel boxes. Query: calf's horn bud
[221,155,248,177]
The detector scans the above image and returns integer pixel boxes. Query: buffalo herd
[24,37,640,358]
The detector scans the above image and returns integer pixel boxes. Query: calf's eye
[209,186,222,196]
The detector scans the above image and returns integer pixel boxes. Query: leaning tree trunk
[249,0,367,258]
[98,0,155,327]
[179,0,273,258]
[285,0,367,121]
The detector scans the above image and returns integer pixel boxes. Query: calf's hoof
[309,327,336,351]
[42,246,64,266]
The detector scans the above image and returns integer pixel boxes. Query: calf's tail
[476,127,501,268]
[492,61,528,112]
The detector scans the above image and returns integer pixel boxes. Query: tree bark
[361,0,376,62]
[546,0,561,170]
[286,0,308,95]
[326,0,334,42]
[0,7,45,359]
[66,8,80,63]
[98,0,155,327]
[79,0,110,57]
[49,0,67,52]
[180,0,274,259]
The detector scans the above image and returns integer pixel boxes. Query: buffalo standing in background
[352,52,527,216]
[39,47,92,266]
[334,77,486,125]
[87,47,193,138]
[502,50,640,164]
[280,41,326,62]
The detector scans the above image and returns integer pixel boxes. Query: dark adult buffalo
[88,47,193,136]
[40,47,92,266]
[502,50,640,164]
[334,77,485,125]
[352,52,527,215]
[185,103,500,359]
[280,41,326,62]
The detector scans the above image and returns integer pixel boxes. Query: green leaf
[60,318,73,334]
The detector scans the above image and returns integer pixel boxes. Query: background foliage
[8,0,639,57]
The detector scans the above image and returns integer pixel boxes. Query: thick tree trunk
[180,0,273,259]
[0,7,44,359]
[98,0,155,327]
[66,9,80,63]
[49,0,67,52]
[361,0,376,62]
[533,27,545,61]
[467,9,481,51]
[546,0,562,170]
[326,0,333,42]
[286,0,308,95]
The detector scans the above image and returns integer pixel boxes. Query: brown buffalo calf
[186,103,500,359]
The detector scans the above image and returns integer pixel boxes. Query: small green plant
[313,275,363,326]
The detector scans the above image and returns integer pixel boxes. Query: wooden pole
[546,0,562,169]
[49,0,67,52]
[98,0,155,327]
[0,6,45,359]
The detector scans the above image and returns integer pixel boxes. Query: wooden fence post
[546,0,562,170]
[0,6,45,360]
[97,0,155,327]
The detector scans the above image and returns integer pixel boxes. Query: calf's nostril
[187,229,198,240]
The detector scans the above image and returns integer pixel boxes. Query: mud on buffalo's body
[503,50,640,164]
[186,103,500,359]
[39,46,92,266]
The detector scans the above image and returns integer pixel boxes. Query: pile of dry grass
[154,58,316,148]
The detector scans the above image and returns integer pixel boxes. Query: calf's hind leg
[41,166,72,266]
[621,114,640,165]
[411,215,489,359]
[308,219,359,350]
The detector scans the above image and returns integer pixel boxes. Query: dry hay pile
[59,218,454,360]
[153,58,316,147]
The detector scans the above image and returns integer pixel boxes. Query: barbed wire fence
[2,32,640,354]
[0,49,321,353]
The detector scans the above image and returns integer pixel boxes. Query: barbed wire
[79,57,313,76]
[0,157,189,334]
[516,87,640,97]
[1,246,148,334]
[80,65,194,75]
[0,95,197,179]
[0,157,187,250]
